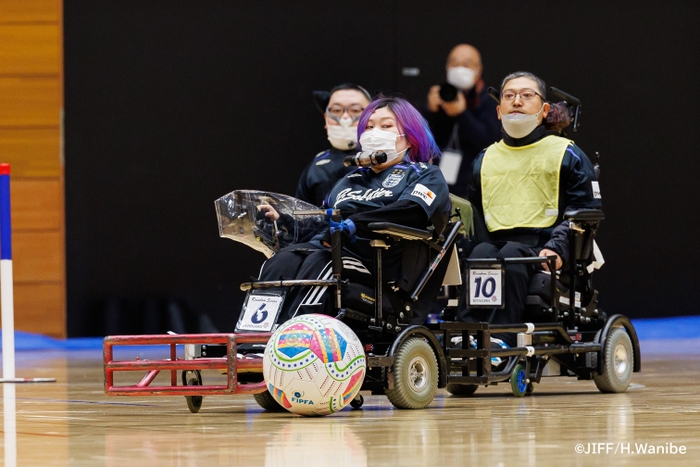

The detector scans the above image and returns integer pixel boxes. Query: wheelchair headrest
[449,194,474,238]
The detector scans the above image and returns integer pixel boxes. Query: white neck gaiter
[500,105,545,139]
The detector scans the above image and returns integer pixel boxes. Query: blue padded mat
[1,315,699,351]
[0,332,104,351]
[630,315,700,340]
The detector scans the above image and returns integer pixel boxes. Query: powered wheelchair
[102,189,466,412]
[436,85,641,398]
[439,205,640,398]
[217,189,467,411]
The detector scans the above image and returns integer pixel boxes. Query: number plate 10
[468,268,504,308]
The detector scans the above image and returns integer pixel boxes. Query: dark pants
[457,241,538,346]
[257,242,372,323]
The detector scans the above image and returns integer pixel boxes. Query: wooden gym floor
[1,340,699,467]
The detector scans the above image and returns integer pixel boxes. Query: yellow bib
[481,135,571,232]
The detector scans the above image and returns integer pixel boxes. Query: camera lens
[439,83,458,102]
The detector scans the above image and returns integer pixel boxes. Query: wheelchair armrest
[367,222,433,241]
[564,208,604,222]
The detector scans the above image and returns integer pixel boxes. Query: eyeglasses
[500,89,543,101]
[327,105,365,119]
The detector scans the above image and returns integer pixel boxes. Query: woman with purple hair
[256,96,451,324]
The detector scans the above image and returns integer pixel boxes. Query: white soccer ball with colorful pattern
[262,314,366,416]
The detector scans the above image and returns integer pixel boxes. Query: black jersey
[295,147,356,207]
[326,161,451,221]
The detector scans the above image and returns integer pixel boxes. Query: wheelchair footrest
[103,333,271,397]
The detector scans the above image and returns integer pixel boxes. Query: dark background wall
[64,1,700,336]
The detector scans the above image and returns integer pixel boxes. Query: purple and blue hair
[357,97,441,163]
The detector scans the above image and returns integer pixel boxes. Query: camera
[438,82,459,102]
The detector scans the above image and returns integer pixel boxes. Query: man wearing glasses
[296,83,371,207]
[457,71,601,345]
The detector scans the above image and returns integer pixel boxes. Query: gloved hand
[328,215,356,243]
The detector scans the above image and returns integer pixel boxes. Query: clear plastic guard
[215,190,326,258]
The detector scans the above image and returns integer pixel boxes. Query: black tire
[253,390,287,412]
[349,394,364,409]
[385,337,438,409]
[446,383,478,396]
[181,370,203,414]
[593,327,633,393]
[510,364,527,397]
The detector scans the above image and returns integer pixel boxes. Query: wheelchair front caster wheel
[510,364,527,397]
[181,370,203,413]
[526,382,534,394]
[253,391,287,412]
[350,394,364,409]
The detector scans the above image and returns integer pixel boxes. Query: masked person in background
[258,97,450,324]
[422,44,501,198]
[295,83,372,207]
[457,71,601,346]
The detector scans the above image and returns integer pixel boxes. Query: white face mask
[446,66,477,90]
[500,105,545,139]
[359,128,408,163]
[327,118,358,150]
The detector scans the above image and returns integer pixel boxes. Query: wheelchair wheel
[385,337,438,409]
[350,394,364,409]
[510,364,527,397]
[181,370,203,413]
[253,390,287,412]
[446,383,478,396]
[593,327,634,393]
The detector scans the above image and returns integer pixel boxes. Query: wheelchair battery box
[466,264,505,308]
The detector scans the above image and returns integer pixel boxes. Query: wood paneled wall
[0,0,65,337]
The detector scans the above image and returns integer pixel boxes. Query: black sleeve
[543,220,569,262]
[545,144,600,261]
[561,144,602,211]
[320,200,429,245]
[348,200,429,238]
[295,162,313,204]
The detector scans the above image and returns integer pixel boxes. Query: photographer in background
[422,44,501,197]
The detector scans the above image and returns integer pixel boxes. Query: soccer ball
[262,314,366,416]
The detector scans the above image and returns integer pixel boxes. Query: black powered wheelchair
[212,189,467,411]
[102,189,469,412]
[436,86,641,398]
[431,86,641,398]
[440,206,640,398]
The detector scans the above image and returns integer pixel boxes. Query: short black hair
[329,83,372,101]
[312,83,371,114]
[500,71,546,99]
